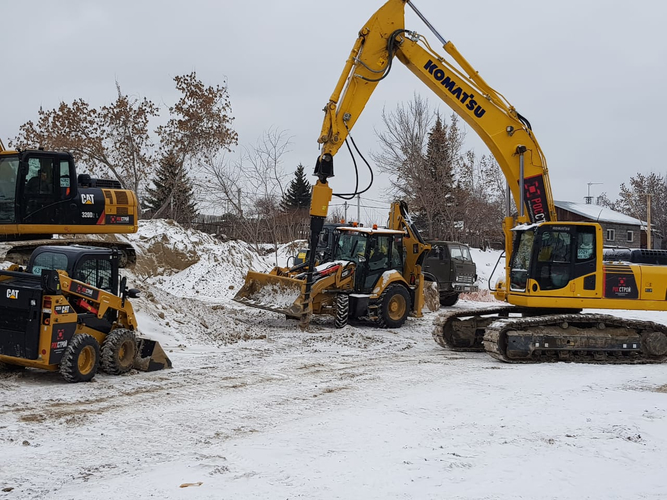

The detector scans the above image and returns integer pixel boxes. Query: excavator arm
[312,0,556,226]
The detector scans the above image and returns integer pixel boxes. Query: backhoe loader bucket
[233,270,305,318]
[134,338,173,372]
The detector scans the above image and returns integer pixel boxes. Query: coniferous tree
[280,163,312,211]
[144,154,198,225]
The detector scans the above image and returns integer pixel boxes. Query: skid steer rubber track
[483,313,667,364]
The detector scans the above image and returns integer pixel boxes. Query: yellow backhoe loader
[234,201,430,329]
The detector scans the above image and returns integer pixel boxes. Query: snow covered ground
[1,221,666,500]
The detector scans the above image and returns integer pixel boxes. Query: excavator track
[483,313,667,364]
[431,305,516,351]
[433,306,667,364]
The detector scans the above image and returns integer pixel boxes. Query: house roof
[554,200,644,226]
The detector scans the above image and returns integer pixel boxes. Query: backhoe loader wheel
[334,294,349,329]
[377,284,411,329]
[59,334,100,383]
[101,329,138,375]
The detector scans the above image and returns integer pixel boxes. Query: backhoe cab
[0,245,171,382]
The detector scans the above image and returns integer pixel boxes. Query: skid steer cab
[0,245,171,382]
[234,223,430,329]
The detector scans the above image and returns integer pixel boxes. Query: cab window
[0,156,18,223]
[59,160,71,189]
[25,157,55,195]
[30,252,69,275]
[535,229,572,290]
[391,235,403,270]
[74,258,113,292]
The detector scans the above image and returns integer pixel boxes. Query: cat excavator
[0,140,137,266]
[303,0,667,363]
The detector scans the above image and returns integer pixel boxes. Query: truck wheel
[101,329,137,375]
[334,294,349,329]
[377,284,411,329]
[59,334,100,383]
[440,293,460,307]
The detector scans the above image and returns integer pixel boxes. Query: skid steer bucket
[233,270,305,318]
[134,338,173,372]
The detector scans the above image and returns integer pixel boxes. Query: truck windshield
[449,245,473,262]
[335,232,367,264]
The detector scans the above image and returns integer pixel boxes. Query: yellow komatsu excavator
[301,0,667,363]
[234,201,431,329]
[0,140,137,265]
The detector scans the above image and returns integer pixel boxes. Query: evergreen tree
[144,154,198,224]
[281,163,312,211]
[425,114,456,190]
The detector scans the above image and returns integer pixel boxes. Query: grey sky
[3,0,666,223]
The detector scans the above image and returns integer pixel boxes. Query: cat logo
[6,289,19,299]
[81,194,95,205]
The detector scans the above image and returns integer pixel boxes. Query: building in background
[555,201,661,249]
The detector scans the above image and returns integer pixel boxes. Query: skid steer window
[30,252,69,275]
[75,258,113,293]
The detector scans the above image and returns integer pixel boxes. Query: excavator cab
[0,148,137,244]
[0,150,79,228]
[508,223,598,297]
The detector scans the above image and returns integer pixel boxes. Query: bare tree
[372,93,433,201]
[157,72,238,169]
[12,84,158,197]
[616,172,667,248]
[200,127,295,249]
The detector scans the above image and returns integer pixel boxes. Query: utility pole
[238,188,242,217]
[357,194,361,223]
[585,182,603,204]
[343,201,348,221]
[646,193,652,249]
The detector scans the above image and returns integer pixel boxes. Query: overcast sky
[3,0,666,223]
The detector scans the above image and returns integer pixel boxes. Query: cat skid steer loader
[0,245,171,382]
[234,201,430,329]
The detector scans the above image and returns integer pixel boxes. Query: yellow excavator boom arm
[314,0,556,225]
